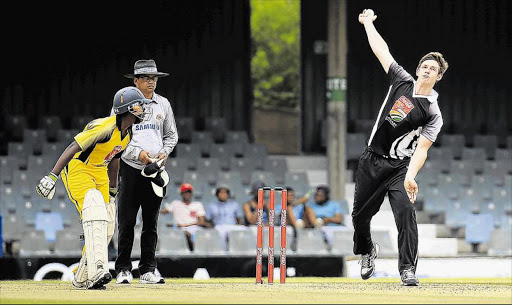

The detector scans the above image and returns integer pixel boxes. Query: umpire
[114,59,178,284]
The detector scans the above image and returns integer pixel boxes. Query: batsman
[35,86,150,289]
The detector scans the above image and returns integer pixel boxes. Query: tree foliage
[251,0,300,109]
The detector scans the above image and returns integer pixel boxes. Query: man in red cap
[160,183,211,250]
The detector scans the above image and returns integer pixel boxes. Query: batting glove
[36,172,58,200]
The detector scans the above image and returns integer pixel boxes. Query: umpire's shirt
[367,61,443,159]
[120,92,178,168]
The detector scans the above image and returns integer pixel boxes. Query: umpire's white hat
[141,159,170,198]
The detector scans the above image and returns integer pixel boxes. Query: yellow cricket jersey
[62,115,131,212]
[73,115,132,167]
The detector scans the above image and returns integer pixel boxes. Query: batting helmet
[112,86,151,121]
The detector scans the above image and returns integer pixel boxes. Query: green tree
[251,0,300,109]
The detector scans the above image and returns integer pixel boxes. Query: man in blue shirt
[206,185,246,250]
[307,185,348,248]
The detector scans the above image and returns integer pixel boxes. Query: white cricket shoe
[140,271,165,284]
[116,270,133,284]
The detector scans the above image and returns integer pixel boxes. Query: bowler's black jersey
[367,62,443,159]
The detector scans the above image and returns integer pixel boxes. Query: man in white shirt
[113,59,178,285]
[160,183,211,251]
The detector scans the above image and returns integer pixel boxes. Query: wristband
[49,172,59,182]
[109,187,118,196]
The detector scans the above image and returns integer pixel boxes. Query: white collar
[413,81,439,103]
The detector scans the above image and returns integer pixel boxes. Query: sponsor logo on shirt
[386,96,414,127]
[134,123,160,131]
[103,145,122,165]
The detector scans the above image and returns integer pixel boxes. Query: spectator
[205,185,246,250]
[160,183,211,251]
[242,181,268,226]
[307,185,347,246]
[206,185,244,226]
[286,186,316,229]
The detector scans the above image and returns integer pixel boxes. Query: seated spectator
[286,186,316,229]
[242,181,268,226]
[307,185,348,246]
[205,185,246,250]
[160,183,211,251]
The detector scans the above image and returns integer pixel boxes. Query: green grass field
[1,277,511,304]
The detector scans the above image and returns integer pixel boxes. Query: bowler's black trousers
[115,159,164,275]
[352,148,418,273]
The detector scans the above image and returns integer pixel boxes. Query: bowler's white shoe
[116,270,133,284]
[140,271,165,284]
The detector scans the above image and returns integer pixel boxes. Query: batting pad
[82,189,109,281]
[74,253,88,285]
[106,197,116,243]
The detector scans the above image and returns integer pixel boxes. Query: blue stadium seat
[422,186,450,214]
[1,213,25,241]
[157,228,191,255]
[493,187,512,214]
[471,175,494,201]
[5,115,27,142]
[285,172,310,197]
[417,161,440,187]
[71,115,94,131]
[483,161,509,186]
[8,142,31,169]
[191,131,214,157]
[175,117,195,143]
[216,171,244,190]
[461,147,486,174]
[39,115,62,143]
[227,229,254,255]
[444,198,472,228]
[229,157,253,186]
[209,143,237,170]
[35,212,64,243]
[473,134,498,160]
[295,228,329,254]
[437,174,462,200]
[465,213,494,244]
[243,143,267,170]
[264,158,288,185]
[195,157,221,185]
[19,229,52,257]
[250,170,277,187]
[23,129,47,155]
[427,146,452,172]
[205,117,227,143]
[54,229,82,257]
[488,228,512,255]
[194,229,225,254]
[41,142,67,157]
[449,160,474,186]
[330,230,355,256]
[175,143,202,160]
[225,131,249,144]
[0,155,17,184]
[56,129,79,144]
[439,134,465,159]
[166,157,196,186]
[346,133,367,162]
